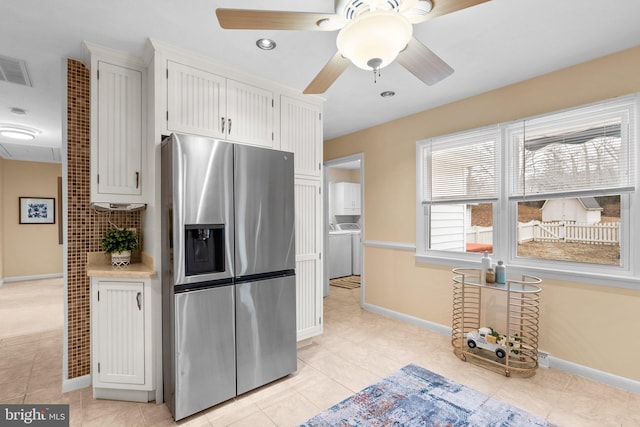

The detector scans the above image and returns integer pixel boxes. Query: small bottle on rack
[481,252,492,271]
[495,260,506,284]
[485,268,495,284]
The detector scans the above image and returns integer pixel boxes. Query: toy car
[466,327,511,358]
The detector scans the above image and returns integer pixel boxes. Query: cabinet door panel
[294,179,323,340]
[167,61,226,139]
[226,79,273,147]
[97,281,145,385]
[280,96,321,177]
[97,61,142,196]
[333,182,361,215]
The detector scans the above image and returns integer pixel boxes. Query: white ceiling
[1,0,640,164]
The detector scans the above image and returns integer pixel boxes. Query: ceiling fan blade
[428,0,491,20]
[216,9,341,31]
[303,52,351,94]
[397,37,454,86]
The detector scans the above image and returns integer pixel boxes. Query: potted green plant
[101,227,139,266]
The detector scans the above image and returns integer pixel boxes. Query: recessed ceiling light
[256,38,276,50]
[380,91,395,98]
[10,107,27,115]
[0,125,39,140]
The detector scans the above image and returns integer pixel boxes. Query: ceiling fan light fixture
[336,10,412,71]
[256,38,276,50]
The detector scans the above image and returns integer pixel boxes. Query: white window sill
[415,253,640,290]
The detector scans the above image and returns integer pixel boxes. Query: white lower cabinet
[91,278,154,402]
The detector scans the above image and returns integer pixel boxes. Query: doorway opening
[323,154,364,307]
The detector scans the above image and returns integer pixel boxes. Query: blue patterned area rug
[301,364,555,427]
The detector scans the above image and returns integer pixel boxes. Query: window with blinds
[419,126,500,253]
[416,94,638,280]
[422,126,499,204]
[508,98,635,200]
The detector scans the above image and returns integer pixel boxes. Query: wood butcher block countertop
[86,252,156,279]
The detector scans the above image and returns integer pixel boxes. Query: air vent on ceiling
[0,55,33,87]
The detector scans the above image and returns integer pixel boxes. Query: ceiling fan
[216,0,489,94]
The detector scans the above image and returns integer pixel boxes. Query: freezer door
[174,285,236,420]
[235,274,297,395]
[234,145,295,276]
[169,134,234,285]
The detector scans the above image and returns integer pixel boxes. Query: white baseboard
[363,302,640,394]
[3,273,63,283]
[550,356,640,394]
[363,303,452,337]
[62,374,91,393]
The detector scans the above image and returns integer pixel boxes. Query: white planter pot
[111,250,131,267]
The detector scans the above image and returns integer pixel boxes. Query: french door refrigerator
[161,134,297,421]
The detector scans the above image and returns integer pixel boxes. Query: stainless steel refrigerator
[161,134,297,421]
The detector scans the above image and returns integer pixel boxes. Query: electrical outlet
[538,350,550,368]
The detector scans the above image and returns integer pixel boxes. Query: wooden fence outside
[517,220,619,245]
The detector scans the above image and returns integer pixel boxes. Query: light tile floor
[0,277,63,339]
[1,281,639,426]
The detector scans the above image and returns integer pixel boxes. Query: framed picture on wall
[19,197,55,224]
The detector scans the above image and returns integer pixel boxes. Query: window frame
[416,95,640,290]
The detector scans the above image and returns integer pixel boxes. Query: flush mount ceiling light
[256,38,276,50]
[0,125,39,140]
[336,10,412,73]
[380,90,396,98]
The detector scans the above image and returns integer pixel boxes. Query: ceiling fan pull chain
[367,57,383,84]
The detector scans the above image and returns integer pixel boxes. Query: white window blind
[421,126,499,204]
[509,97,636,200]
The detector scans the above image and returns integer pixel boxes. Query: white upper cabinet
[96,62,143,197]
[226,79,274,147]
[167,61,274,147]
[85,42,147,205]
[280,96,322,178]
[166,61,225,139]
[333,182,361,215]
